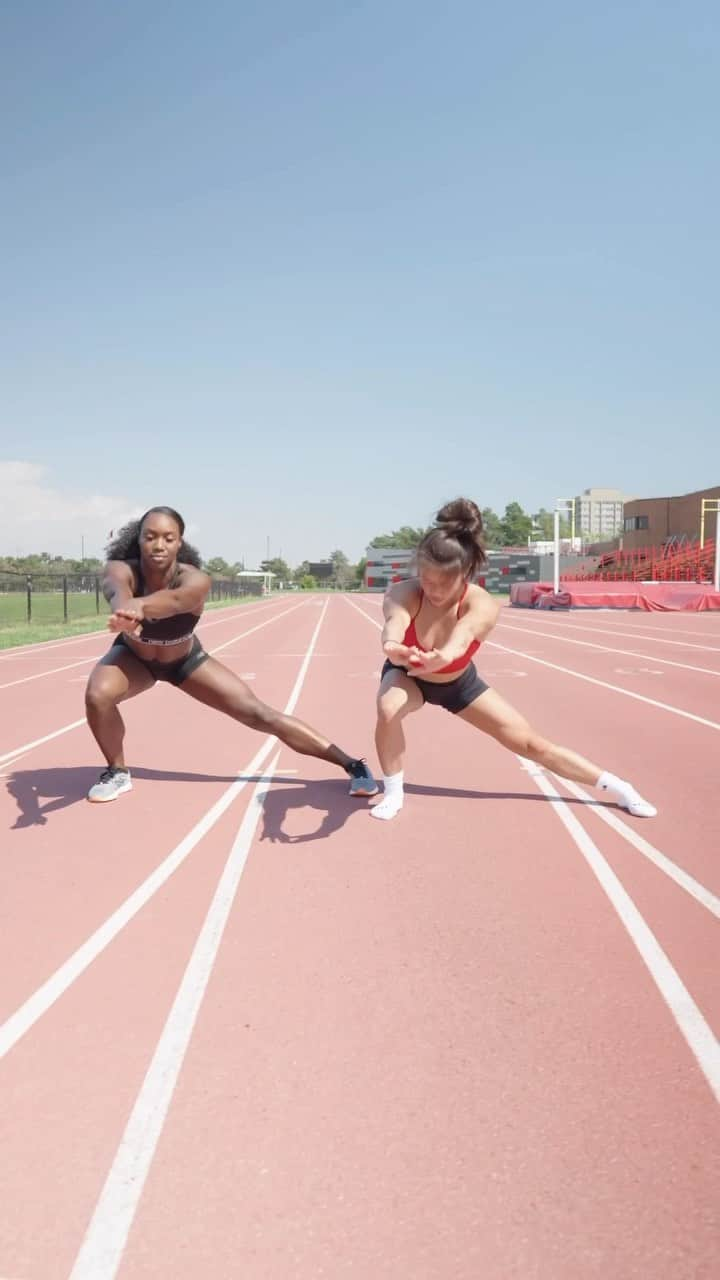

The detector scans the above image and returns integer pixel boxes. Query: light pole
[554,498,574,593]
[700,498,720,591]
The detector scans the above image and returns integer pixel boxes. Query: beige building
[573,487,633,540]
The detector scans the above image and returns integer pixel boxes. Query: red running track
[0,596,718,1279]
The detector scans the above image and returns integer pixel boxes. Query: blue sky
[2,0,718,565]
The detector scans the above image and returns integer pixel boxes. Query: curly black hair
[105,506,203,568]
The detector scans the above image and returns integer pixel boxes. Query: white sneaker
[617,789,657,818]
[87,767,132,803]
[598,772,657,818]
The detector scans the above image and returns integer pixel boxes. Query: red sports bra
[403,585,481,675]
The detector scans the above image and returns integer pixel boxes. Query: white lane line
[348,598,720,729]
[208,603,305,656]
[554,619,720,642]
[0,603,328,1063]
[345,598,383,628]
[510,618,720,654]
[0,656,99,691]
[0,599,285,662]
[486,642,720,732]
[0,628,109,660]
[70,605,329,1277]
[0,719,89,768]
[0,604,309,768]
[522,760,720,1105]
[549,779,720,918]
[69,753,282,1280]
[0,601,301,692]
[497,622,720,677]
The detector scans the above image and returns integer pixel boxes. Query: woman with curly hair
[84,506,377,802]
[370,497,656,820]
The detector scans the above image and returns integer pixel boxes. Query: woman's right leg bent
[371,665,424,821]
[85,642,156,775]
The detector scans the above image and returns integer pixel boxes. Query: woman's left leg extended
[179,657,377,793]
[457,687,656,816]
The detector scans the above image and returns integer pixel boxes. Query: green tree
[293,561,310,584]
[261,557,290,585]
[500,502,533,546]
[299,574,317,590]
[354,556,367,586]
[531,508,571,541]
[330,549,353,589]
[481,508,504,547]
[205,557,231,576]
[369,525,429,549]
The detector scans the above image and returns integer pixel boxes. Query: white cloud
[0,460,141,558]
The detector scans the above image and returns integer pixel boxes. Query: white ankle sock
[597,771,657,817]
[370,771,404,821]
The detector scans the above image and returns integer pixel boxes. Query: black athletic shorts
[107,633,209,686]
[380,658,489,713]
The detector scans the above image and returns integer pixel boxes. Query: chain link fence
[0,571,259,626]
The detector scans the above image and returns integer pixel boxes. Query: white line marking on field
[0,601,274,662]
[0,605,328,1062]
[498,621,720,675]
[70,608,330,1273]
[522,759,720,1104]
[508,617,720,654]
[487,642,720,732]
[614,667,664,675]
[69,754,282,1279]
[0,656,97,691]
[345,599,387,629]
[347,597,720,729]
[550,776,720,919]
[0,605,307,768]
[0,719,88,768]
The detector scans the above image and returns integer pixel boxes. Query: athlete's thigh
[88,644,157,702]
[377,666,424,716]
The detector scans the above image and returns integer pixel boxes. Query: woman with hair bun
[371,497,655,821]
[84,505,376,802]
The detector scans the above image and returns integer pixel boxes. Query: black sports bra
[132,563,201,646]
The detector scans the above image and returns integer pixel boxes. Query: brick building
[622,485,720,550]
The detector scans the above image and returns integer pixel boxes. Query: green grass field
[0,593,260,650]
[0,590,110,625]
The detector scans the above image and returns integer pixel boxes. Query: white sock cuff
[382,771,404,792]
[597,771,623,792]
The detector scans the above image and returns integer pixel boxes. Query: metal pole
[700,501,706,549]
[553,510,560,593]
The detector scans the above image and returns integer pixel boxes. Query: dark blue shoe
[347,759,378,797]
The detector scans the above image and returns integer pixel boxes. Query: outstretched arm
[407,588,500,675]
[380,581,425,665]
[105,563,211,633]
[133,566,211,620]
[103,561,142,633]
